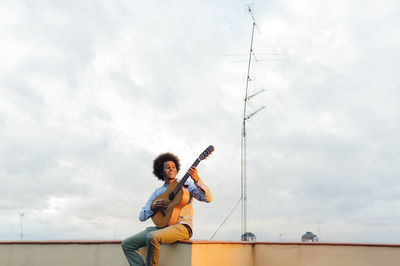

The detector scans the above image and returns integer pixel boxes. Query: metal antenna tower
[19,213,24,240]
[241,5,265,241]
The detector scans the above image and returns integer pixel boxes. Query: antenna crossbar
[245,106,266,120]
[246,89,266,101]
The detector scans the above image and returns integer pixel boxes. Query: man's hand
[151,199,169,211]
[188,167,200,182]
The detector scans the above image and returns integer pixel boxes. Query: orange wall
[254,243,400,266]
[1,240,400,266]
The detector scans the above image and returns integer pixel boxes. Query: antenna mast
[20,213,24,240]
[241,5,265,241]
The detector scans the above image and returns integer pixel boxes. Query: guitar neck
[172,158,200,195]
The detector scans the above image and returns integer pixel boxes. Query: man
[122,152,212,266]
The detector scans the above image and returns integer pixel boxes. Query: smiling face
[162,161,177,181]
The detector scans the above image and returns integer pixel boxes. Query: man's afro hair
[153,152,181,180]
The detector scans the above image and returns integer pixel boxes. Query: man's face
[162,161,177,181]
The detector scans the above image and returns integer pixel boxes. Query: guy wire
[210,198,242,240]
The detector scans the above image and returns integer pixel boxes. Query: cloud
[1,0,400,243]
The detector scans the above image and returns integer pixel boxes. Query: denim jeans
[121,224,190,266]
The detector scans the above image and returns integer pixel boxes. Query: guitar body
[151,180,190,228]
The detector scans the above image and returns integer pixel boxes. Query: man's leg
[121,227,158,266]
[146,224,190,266]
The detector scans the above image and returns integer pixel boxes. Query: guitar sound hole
[168,193,175,201]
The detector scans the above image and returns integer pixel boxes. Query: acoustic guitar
[151,145,214,228]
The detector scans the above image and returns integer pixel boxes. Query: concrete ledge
[1,240,400,266]
[181,239,400,247]
[0,241,127,266]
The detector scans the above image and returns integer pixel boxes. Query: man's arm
[138,187,164,221]
[187,167,212,203]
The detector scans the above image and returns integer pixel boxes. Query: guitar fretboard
[170,158,200,199]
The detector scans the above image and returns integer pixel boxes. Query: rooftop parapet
[1,240,400,266]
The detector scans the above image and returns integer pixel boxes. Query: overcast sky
[1,0,400,243]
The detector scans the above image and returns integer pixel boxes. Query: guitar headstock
[198,145,215,161]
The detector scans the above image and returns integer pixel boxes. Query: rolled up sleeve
[190,179,212,203]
